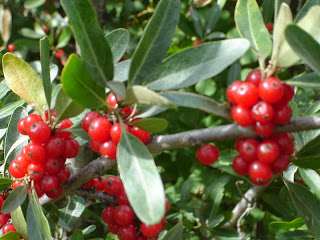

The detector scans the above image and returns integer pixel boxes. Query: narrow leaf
[0,100,24,120]
[61,0,114,87]
[3,53,47,118]
[204,0,226,35]
[24,0,45,9]
[40,37,51,109]
[105,28,130,63]
[114,59,131,82]
[132,118,168,133]
[161,222,183,240]
[146,39,250,90]
[128,0,180,85]
[190,8,203,38]
[286,73,320,89]
[235,0,272,59]
[1,9,11,45]
[2,185,27,214]
[54,87,84,122]
[118,127,165,224]
[291,155,320,170]
[227,62,241,86]
[0,232,20,240]
[11,206,29,240]
[270,218,305,230]
[59,196,85,228]
[285,24,320,76]
[61,54,106,109]
[0,178,13,192]
[122,86,175,108]
[57,26,72,49]
[294,0,320,22]
[0,80,10,100]
[160,91,230,118]
[27,199,45,240]
[299,168,320,200]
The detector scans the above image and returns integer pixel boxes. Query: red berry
[130,126,150,144]
[272,154,290,174]
[55,119,73,138]
[46,185,62,198]
[235,138,246,152]
[246,70,261,87]
[110,123,130,145]
[277,84,294,105]
[259,77,284,104]
[46,136,65,157]
[40,175,60,192]
[193,40,201,46]
[22,143,46,163]
[265,22,273,34]
[88,118,112,143]
[90,140,102,152]
[114,205,134,226]
[234,82,259,107]
[17,118,27,135]
[0,196,3,210]
[238,139,259,162]
[0,213,10,228]
[118,225,137,240]
[2,223,17,234]
[33,181,45,198]
[231,105,254,127]
[8,44,15,52]
[11,181,22,189]
[251,101,274,124]
[165,196,170,212]
[249,161,272,186]
[45,109,56,122]
[24,114,43,131]
[102,206,116,224]
[232,155,249,175]
[28,122,51,143]
[117,191,130,205]
[14,154,31,173]
[9,160,25,178]
[273,103,292,125]
[107,93,121,108]
[45,157,63,175]
[104,176,123,195]
[122,107,139,119]
[82,179,95,189]
[196,144,219,165]
[140,222,163,239]
[27,162,45,181]
[61,138,79,158]
[257,140,280,164]
[268,133,294,155]
[100,140,117,160]
[253,122,275,137]
[226,80,242,105]
[57,166,71,183]
[82,111,101,132]
[55,50,64,59]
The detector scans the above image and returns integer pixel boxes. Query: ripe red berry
[249,161,272,186]
[17,118,27,135]
[57,166,71,183]
[107,93,121,108]
[259,77,284,104]
[45,109,56,122]
[24,114,43,131]
[104,176,123,195]
[110,123,130,145]
[8,44,15,52]
[253,122,275,137]
[234,82,259,107]
[11,181,22,189]
[226,80,242,105]
[46,185,62,198]
[117,191,130,205]
[273,103,292,125]
[22,143,46,163]
[268,133,294,155]
[33,181,45,198]
[28,121,51,143]
[0,213,10,228]
[251,101,274,124]
[46,136,65,157]
[265,22,273,34]
[257,140,280,164]
[102,206,116,224]
[277,84,294,105]
[108,223,121,234]
[238,139,259,162]
[100,140,117,160]
[45,157,64,175]
[232,155,249,175]
[272,154,290,174]
[90,140,102,152]
[9,160,25,178]
[114,205,134,226]
[193,40,201,46]
[196,144,219,165]
[122,107,138,119]
[40,175,60,192]
[61,138,79,158]
[82,111,101,132]
[246,70,261,87]
[231,105,254,127]
[88,117,112,143]
[235,138,246,152]
[27,162,45,181]
[55,119,73,138]
[118,225,137,240]
[130,126,150,144]
[140,222,163,239]
[14,154,31,173]
[2,223,17,234]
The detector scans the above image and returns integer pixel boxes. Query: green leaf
[128,0,180,85]
[132,118,168,133]
[24,0,45,8]
[122,86,175,108]
[61,0,114,87]
[160,91,230,118]
[235,0,272,60]
[270,3,293,67]
[2,53,47,118]
[227,62,241,86]
[70,230,84,240]
[299,168,320,200]
[11,206,28,240]
[2,185,27,214]
[146,39,250,90]
[40,37,51,109]
[61,54,106,109]
[4,107,28,165]
[114,60,131,82]
[285,180,320,238]
[190,8,203,38]
[195,79,216,97]
[294,0,320,22]
[278,6,320,68]
[204,0,226,35]
[291,155,320,170]
[29,61,59,83]
[1,9,11,45]
[54,87,84,122]
[42,203,61,236]
[27,198,45,240]
[19,28,44,39]
[261,0,274,23]
[0,178,13,192]
[178,13,198,37]
[57,26,72,49]
[82,225,96,235]
[118,127,165,224]
[59,196,85,228]
[0,80,10,100]
[105,28,130,63]
[161,222,183,240]
[285,24,320,76]
[270,218,305,230]
[0,100,25,120]
[286,73,320,89]
[0,232,20,240]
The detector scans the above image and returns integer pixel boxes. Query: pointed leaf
[299,168,320,200]
[11,206,28,240]
[54,87,84,122]
[285,24,320,76]
[286,73,320,89]
[57,26,72,49]
[122,86,175,108]
[160,91,230,118]
[59,196,85,228]
[204,0,226,35]
[24,0,45,9]
[235,0,272,59]
[128,0,180,85]
[270,218,305,230]
[1,9,11,45]
[114,59,131,82]
[0,232,20,240]
[146,39,250,90]
[0,178,12,192]
[3,53,47,118]
[27,199,45,240]
[40,37,51,109]
[190,8,203,38]
[2,185,27,214]
[61,0,113,87]
[61,54,106,109]
[118,127,165,224]
[0,80,10,100]
[292,155,320,170]
[294,0,320,22]
[132,118,168,133]
[105,28,130,63]
[285,180,320,238]
[161,222,183,240]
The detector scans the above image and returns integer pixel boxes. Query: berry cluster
[196,144,220,165]
[0,196,18,236]
[232,133,294,185]
[227,70,294,137]
[82,93,151,159]
[83,176,169,239]
[9,110,76,198]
